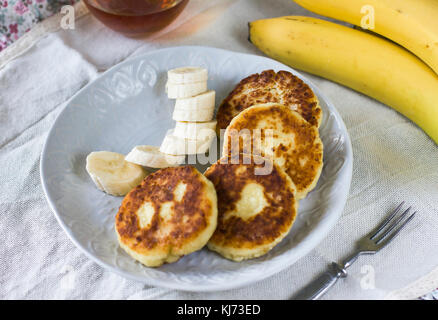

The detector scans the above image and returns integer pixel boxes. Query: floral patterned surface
[0,0,78,51]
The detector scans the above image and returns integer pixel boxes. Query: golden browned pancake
[115,166,217,267]
[223,103,323,199]
[216,69,322,133]
[204,154,298,261]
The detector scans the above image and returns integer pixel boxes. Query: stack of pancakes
[115,70,323,266]
[209,70,323,261]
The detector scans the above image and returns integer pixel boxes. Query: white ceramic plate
[41,46,353,292]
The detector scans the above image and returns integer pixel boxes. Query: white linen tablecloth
[1,0,438,300]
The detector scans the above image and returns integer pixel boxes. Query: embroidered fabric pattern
[0,0,78,51]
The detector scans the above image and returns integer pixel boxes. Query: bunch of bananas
[248,0,438,144]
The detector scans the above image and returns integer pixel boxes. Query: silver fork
[292,202,416,300]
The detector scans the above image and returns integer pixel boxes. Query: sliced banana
[173,107,215,122]
[159,129,216,155]
[173,120,217,140]
[167,67,208,84]
[125,145,185,168]
[174,90,215,110]
[86,151,147,196]
[166,81,208,99]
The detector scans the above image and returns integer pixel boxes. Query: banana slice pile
[85,67,217,197]
[160,67,217,155]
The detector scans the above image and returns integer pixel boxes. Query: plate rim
[40,45,353,292]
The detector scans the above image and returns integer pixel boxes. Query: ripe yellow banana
[249,16,438,144]
[293,0,438,75]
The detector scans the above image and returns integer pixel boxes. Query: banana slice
[167,67,208,84]
[125,145,185,168]
[86,151,147,196]
[174,120,217,140]
[172,90,216,121]
[173,107,215,122]
[159,129,216,155]
[174,90,215,110]
[166,81,208,99]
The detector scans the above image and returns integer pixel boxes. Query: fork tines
[369,201,416,246]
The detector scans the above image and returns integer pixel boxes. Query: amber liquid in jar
[84,0,189,36]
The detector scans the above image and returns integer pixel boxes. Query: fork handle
[292,262,347,300]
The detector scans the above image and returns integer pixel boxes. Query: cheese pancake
[216,69,322,133]
[205,154,298,261]
[223,103,323,199]
[115,166,217,267]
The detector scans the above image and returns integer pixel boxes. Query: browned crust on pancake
[116,166,214,253]
[204,154,297,250]
[216,70,321,131]
[224,104,323,198]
